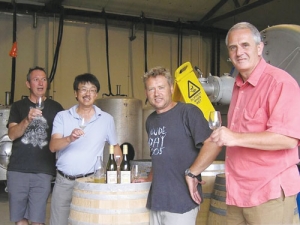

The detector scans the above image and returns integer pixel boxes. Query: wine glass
[208,111,222,130]
[78,117,87,130]
[131,165,140,183]
[94,156,105,183]
[36,96,44,110]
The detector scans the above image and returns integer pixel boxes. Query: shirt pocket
[241,107,268,132]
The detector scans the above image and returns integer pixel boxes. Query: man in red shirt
[186,22,300,224]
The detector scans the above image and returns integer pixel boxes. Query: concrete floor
[0,181,51,225]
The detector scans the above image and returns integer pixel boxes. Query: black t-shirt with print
[7,97,63,176]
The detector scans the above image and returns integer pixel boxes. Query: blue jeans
[297,192,300,217]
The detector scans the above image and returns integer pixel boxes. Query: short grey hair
[225,22,262,46]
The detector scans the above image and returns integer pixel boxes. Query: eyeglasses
[78,88,98,95]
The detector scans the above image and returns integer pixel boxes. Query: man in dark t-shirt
[7,66,63,225]
[142,66,221,225]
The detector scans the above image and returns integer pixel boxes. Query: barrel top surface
[75,177,151,191]
[216,173,225,177]
[130,159,152,164]
[206,161,225,169]
[201,161,225,176]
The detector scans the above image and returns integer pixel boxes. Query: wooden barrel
[206,173,300,225]
[293,203,300,224]
[68,177,151,225]
[207,173,226,225]
[196,161,225,225]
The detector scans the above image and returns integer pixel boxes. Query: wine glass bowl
[36,96,44,110]
[208,111,222,130]
[78,117,87,130]
[131,165,140,183]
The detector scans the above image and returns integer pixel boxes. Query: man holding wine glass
[49,73,122,225]
[7,66,63,225]
[142,66,221,225]
[187,22,300,224]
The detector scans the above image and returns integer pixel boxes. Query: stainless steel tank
[261,24,300,85]
[0,135,12,156]
[0,134,12,181]
[0,106,11,181]
[95,97,142,164]
[142,105,155,159]
[0,106,10,137]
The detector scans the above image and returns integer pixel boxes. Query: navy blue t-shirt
[146,102,211,213]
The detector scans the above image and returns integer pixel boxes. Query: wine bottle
[120,145,131,183]
[106,145,117,184]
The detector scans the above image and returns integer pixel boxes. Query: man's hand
[210,126,236,147]
[68,128,84,142]
[27,107,42,122]
[185,176,204,204]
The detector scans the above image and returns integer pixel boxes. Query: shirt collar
[68,104,102,119]
[235,58,267,87]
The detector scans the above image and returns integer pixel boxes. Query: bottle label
[106,171,117,184]
[120,171,131,183]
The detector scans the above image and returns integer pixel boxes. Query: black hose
[180,30,183,66]
[177,26,180,67]
[217,32,221,76]
[177,20,183,67]
[102,10,114,97]
[49,7,64,83]
[143,14,148,73]
[10,0,17,104]
[102,10,126,97]
[211,32,216,75]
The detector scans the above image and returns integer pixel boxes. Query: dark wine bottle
[120,145,131,183]
[106,145,117,184]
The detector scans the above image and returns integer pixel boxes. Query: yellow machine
[172,62,215,120]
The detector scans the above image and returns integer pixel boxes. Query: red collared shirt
[226,58,300,207]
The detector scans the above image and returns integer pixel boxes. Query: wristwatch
[185,168,196,178]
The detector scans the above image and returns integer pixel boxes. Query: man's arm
[114,144,123,162]
[186,138,222,204]
[8,108,42,141]
[49,128,84,152]
[211,127,298,150]
[8,121,30,141]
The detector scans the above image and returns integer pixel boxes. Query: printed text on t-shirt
[148,126,166,156]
